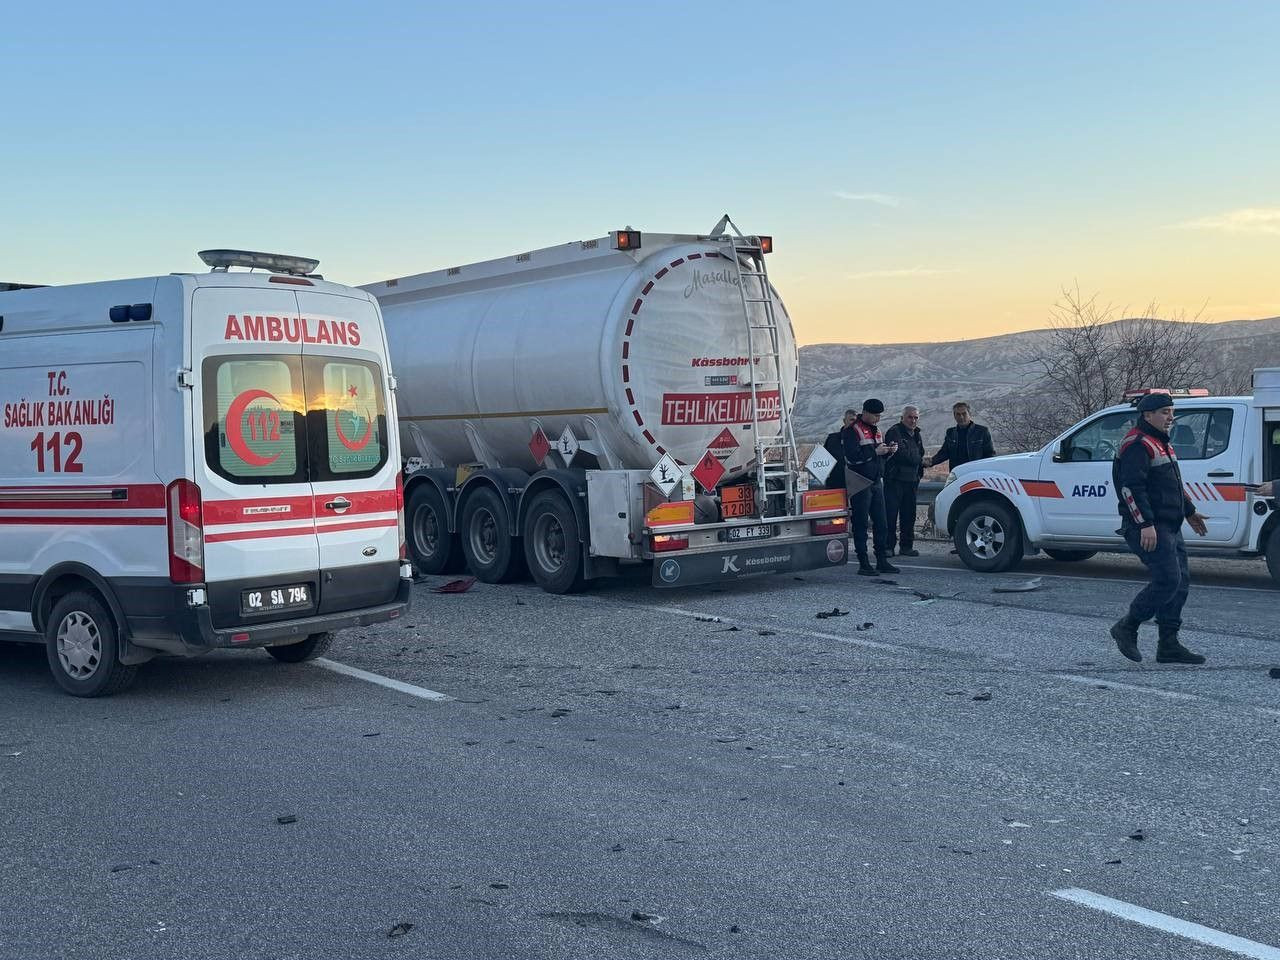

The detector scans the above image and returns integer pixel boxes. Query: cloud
[834,191,901,207]
[847,266,960,280]
[1173,207,1280,235]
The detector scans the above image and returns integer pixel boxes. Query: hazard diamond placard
[691,449,726,492]
[529,427,550,466]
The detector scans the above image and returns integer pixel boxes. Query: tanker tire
[1266,525,1280,588]
[266,632,335,663]
[45,591,138,698]
[407,485,457,576]
[953,499,1024,573]
[1043,549,1097,562]
[461,487,525,583]
[523,491,586,594]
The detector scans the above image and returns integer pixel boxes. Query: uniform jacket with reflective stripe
[1112,419,1195,530]
[843,417,887,483]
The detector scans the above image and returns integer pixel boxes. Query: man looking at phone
[1109,393,1210,664]
[843,398,899,577]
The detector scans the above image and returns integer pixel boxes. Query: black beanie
[1136,392,1174,413]
[862,398,885,414]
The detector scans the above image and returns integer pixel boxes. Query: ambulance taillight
[167,479,205,583]
[395,472,407,561]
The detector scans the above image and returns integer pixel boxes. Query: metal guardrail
[918,480,944,506]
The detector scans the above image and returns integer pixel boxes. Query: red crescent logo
[225,389,283,467]
[334,407,374,451]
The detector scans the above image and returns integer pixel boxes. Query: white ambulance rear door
[294,288,402,614]
[189,284,321,628]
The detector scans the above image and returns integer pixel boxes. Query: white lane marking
[1050,888,1280,960]
[632,603,909,655]
[896,561,1279,596]
[312,658,451,702]
[621,603,1280,719]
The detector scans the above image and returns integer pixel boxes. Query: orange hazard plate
[721,484,755,519]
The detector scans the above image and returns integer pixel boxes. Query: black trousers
[1123,525,1191,629]
[884,479,919,551]
[849,481,888,564]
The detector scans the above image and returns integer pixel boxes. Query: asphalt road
[2,542,1278,960]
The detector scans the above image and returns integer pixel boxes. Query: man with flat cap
[1110,392,1210,664]
[843,398,899,577]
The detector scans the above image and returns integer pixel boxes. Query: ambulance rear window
[202,356,306,484]
[305,357,388,481]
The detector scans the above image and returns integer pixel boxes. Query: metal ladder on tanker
[708,216,801,518]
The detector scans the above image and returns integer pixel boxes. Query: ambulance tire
[523,491,586,594]
[1265,526,1280,588]
[407,485,459,576]
[953,500,1024,573]
[1043,549,1097,563]
[44,591,138,698]
[266,632,334,663]
[461,487,526,583]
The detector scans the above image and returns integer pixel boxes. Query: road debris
[695,616,722,623]
[1269,668,1280,679]
[970,689,993,702]
[276,814,298,825]
[855,622,874,631]
[1128,829,1146,841]
[815,607,849,619]
[433,577,477,594]
[992,577,1043,593]
[387,922,415,938]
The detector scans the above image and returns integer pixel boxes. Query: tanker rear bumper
[649,535,848,587]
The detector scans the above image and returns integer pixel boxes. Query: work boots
[1156,626,1206,665]
[856,560,877,577]
[1110,617,1142,662]
[877,556,901,575]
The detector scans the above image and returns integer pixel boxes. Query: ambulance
[0,251,411,697]
[934,372,1280,584]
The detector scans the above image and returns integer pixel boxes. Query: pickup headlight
[943,471,958,487]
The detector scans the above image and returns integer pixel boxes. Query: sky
[2,1,1278,346]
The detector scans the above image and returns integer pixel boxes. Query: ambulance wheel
[266,632,335,663]
[954,500,1024,573]
[523,491,585,594]
[1265,526,1280,587]
[44,591,138,697]
[407,485,458,576]
[461,487,526,583]
[1043,549,1097,562]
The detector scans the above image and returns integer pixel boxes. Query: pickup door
[1036,404,1244,545]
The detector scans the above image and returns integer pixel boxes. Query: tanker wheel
[460,487,526,583]
[523,491,586,594]
[407,484,461,576]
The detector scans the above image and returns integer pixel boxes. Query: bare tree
[991,286,1218,452]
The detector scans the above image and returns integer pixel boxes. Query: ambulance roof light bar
[198,250,320,276]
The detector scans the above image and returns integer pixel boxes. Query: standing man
[1109,393,1209,665]
[823,410,856,490]
[884,405,930,557]
[930,402,995,470]
[843,399,900,577]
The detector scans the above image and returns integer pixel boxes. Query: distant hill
[795,316,1280,449]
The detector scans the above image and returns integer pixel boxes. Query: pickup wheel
[407,484,459,576]
[953,499,1025,573]
[1266,526,1280,588]
[460,487,526,583]
[267,632,335,663]
[523,491,586,594]
[1043,549,1097,562]
[44,591,138,697]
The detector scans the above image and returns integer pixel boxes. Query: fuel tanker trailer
[361,218,849,593]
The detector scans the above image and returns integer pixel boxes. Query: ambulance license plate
[726,524,775,542]
[241,584,310,616]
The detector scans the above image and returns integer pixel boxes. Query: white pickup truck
[934,369,1280,585]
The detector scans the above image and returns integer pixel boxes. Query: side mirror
[1052,441,1069,463]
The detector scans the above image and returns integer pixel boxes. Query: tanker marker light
[612,229,642,251]
[758,235,773,254]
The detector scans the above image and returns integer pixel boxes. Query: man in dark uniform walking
[843,398,899,577]
[1109,392,1210,664]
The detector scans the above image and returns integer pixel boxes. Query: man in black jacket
[822,410,856,490]
[1109,393,1210,665]
[930,402,995,470]
[883,405,929,557]
[842,398,899,576]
